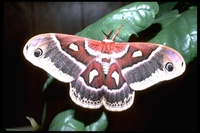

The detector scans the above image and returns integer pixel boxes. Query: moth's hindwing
[70,60,135,112]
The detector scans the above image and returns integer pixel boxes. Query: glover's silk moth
[23,26,186,111]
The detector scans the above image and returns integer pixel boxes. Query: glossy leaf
[48,109,108,131]
[48,109,85,131]
[76,2,159,42]
[155,2,177,18]
[149,6,197,63]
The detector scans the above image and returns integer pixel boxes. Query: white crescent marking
[111,71,119,86]
[89,69,99,83]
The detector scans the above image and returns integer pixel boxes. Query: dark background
[3,2,197,131]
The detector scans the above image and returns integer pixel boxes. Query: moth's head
[161,47,186,80]
[23,34,51,67]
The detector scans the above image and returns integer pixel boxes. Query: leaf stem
[41,75,54,130]
[41,102,47,131]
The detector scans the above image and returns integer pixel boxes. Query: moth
[23,26,186,112]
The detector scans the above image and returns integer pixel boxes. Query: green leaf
[153,10,179,28]
[155,2,177,18]
[149,6,197,63]
[48,109,84,131]
[85,112,108,131]
[76,2,159,42]
[49,110,108,131]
